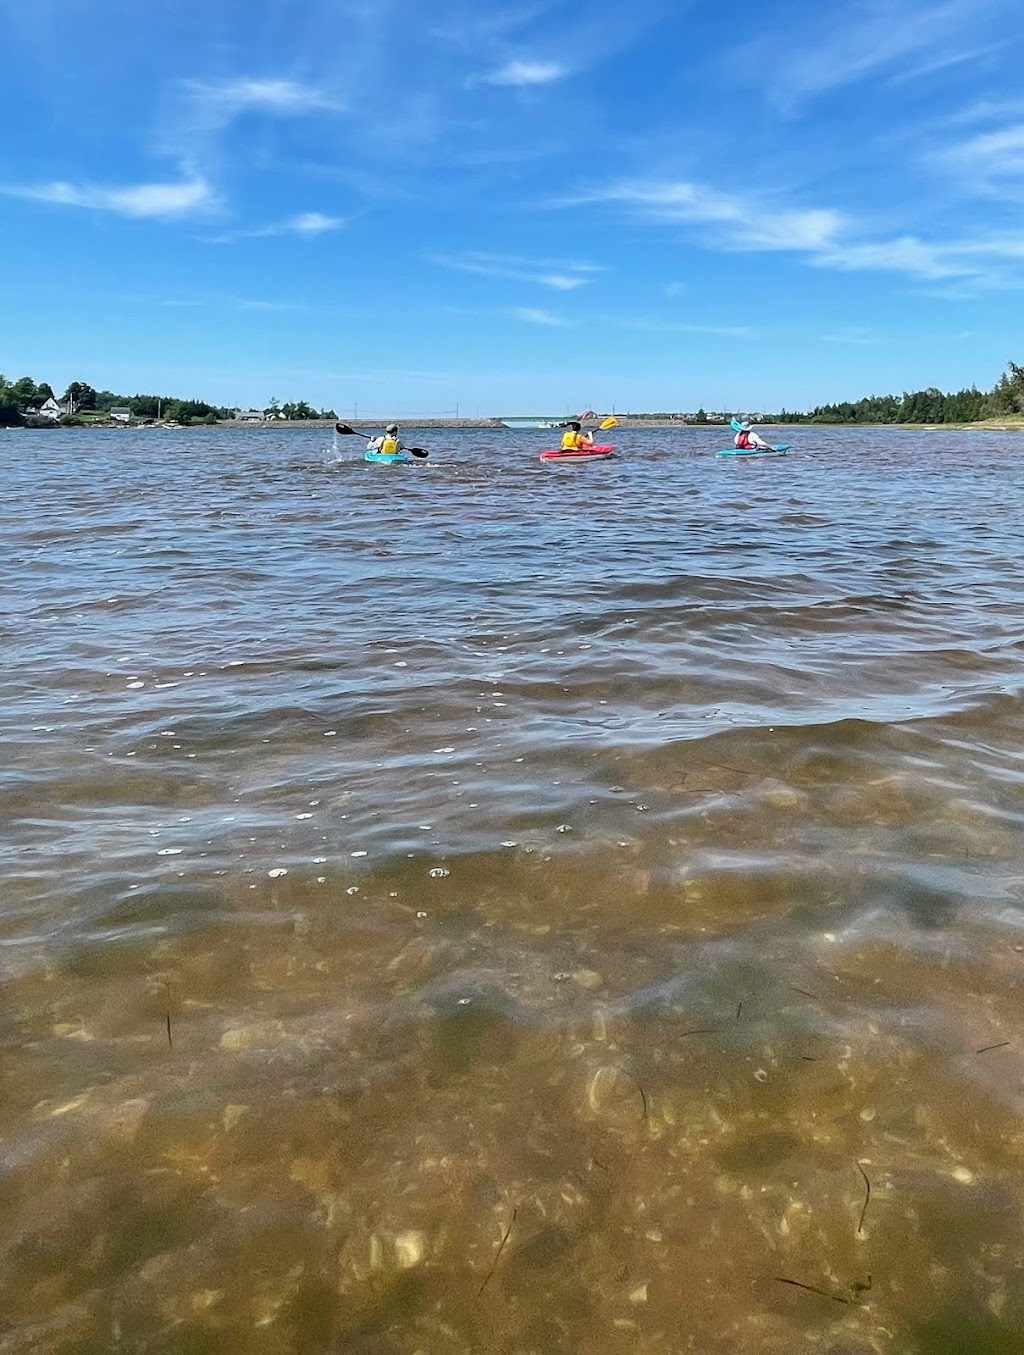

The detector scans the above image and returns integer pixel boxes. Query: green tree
[0,375,25,426]
[130,395,165,419]
[64,382,97,411]
[986,361,1024,416]
[9,376,47,410]
[280,399,318,419]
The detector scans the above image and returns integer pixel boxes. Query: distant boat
[501,417,564,430]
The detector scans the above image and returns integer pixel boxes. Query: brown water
[3,425,1024,1354]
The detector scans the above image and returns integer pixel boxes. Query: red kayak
[539,444,614,462]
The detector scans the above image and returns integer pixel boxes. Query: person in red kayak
[560,421,594,452]
[734,421,772,451]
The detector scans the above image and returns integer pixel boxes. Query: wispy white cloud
[209,211,346,243]
[288,211,345,235]
[509,306,572,326]
[933,121,1024,200]
[232,297,314,312]
[143,76,348,222]
[5,174,216,219]
[560,179,845,253]
[184,78,344,126]
[886,43,1001,86]
[751,0,1007,109]
[814,235,964,279]
[815,232,1024,291]
[479,58,568,86]
[556,173,1024,291]
[939,98,1024,129]
[431,250,603,290]
[614,316,754,338]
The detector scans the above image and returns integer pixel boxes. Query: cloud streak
[210,212,346,243]
[509,306,572,326]
[184,78,344,126]
[5,174,216,219]
[557,174,1024,290]
[431,250,604,290]
[751,0,1010,109]
[479,58,568,87]
[934,121,1024,200]
[560,179,845,253]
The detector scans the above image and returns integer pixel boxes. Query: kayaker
[734,421,772,452]
[560,421,594,452]
[367,422,403,456]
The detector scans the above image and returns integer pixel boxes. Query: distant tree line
[768,361,1024,425]
[778,386,987,425]
[4,362,1024,429]
[629,362,1024,425]
[0,375,336,427]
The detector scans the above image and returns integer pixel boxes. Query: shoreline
[220,416,1024,431]
[10,416,1024,432]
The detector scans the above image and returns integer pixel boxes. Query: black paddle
[334,422,429,458]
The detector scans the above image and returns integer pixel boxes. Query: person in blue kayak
[367,422,403,456]
[560,421,594,452]
[733,421,772,452]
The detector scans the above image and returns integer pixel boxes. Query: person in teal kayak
[367,422,403,456]
[560,421,594,452]
[733,421,772,452]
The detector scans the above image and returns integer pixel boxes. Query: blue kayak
[365,449,409,465]
[716,444,789,458]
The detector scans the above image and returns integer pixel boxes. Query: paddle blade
[335,422,358,435]
[599,416,618,430]
[409,448,429,458]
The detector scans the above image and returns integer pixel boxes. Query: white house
[236,408,267,422]
[38,397,62,420]
[109,407,132,424]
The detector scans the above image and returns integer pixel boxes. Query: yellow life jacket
[381,436,399,455]
[561,429,582,451]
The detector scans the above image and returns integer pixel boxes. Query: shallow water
[3,424,1024,1353]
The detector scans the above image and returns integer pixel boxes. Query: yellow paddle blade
[600,416,618,430]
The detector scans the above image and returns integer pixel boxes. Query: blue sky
[2,0,1023,414]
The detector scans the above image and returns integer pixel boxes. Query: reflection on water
[2,426,1024,1352]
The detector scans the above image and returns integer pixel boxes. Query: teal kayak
[365,449,409,465]
[716,444,789,458]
